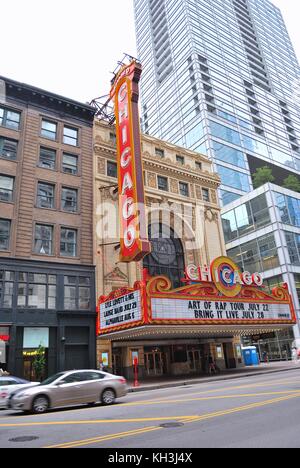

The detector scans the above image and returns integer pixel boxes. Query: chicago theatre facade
[94,120,296,380]
[93,62,296,380]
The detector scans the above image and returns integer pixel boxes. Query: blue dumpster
[242,346,260,366]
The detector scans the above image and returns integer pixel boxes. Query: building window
[0,271,14,308]
[195,161,202,171]
[39,147,56,170]
[62,153,78,175]
[60,228,77,257]
[61,187,78,213]
[64,276,90,310]
[228,233,279,274]
[0,175,14,202]
[176,155,184,165]
[202,188,210,202]
[179,182,189,197]
[285,232,300,266]
[17,273,56,309]
[0,219,11,251]
[63,126,78,146]
[157,176,168,191]
[0,137,18,160]
[155,148,165,158]
[41,120,57,140]
[107,161,118,178]
[109,132,116,144]
[79,277,90,310]
[34,224,53,255]
[64,276,76,309]
[37,182,55,209]
[0,106,21,130]
[143,224,185,289]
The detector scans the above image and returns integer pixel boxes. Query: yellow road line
[120,390,300,407]
[183,393,300,425]
[0,415,194,428]
[45,426,161,449]
[44,392,300,448]
[2,389,300,428]
[1,376,299,423]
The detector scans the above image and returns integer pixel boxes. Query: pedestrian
[262,351,268,363]
[292,347,299,364]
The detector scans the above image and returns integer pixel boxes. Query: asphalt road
[0,369,300,449]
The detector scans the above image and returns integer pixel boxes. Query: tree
[32,345,46,381]
[282,175,300,193]
[252,166,275,189]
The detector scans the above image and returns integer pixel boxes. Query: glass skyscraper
[134,0,300,205]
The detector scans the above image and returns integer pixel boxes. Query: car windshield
[40,372,66,386]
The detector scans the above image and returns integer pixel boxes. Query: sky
[1,0,299,104]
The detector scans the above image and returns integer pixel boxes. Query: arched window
[143,224,185,288]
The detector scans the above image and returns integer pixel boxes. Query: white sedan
[0,376,39,408]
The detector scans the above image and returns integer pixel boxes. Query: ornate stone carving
[211,190,217,204]
[205,208,219,223]
[147,172,157,189]
[104,267,128,283]
[170,178,179,194]
[195,185,202,200]
[97,157,106,174]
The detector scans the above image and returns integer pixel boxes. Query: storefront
[97,257,297,380]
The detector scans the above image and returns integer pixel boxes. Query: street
[0,369,300,449]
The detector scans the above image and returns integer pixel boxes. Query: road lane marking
[43,392,300,448]
[2,389,300,427]
[182,393,300,425]
[1,376,299,423]
[0,415,194,428]
[45,426,161,449]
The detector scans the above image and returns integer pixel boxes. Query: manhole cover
[160,422,184,428]
[9,436,39,443]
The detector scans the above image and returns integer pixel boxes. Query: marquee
[97,257,296,335]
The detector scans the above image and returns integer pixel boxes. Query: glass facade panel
[213,141,246,168]
[275,192,300,227]
[210,121,241,146]
[285,232,300,266]
[222,193,270,242]
[227,233,279,273]
[217,165,250,191]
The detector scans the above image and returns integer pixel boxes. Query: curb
[128,366,299,393]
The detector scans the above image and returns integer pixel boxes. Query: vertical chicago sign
[110,61,151,262]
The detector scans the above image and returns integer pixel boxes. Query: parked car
[8,369,128,414]
[0,376,39,408]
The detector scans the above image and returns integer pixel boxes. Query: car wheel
[32,395,49,414]
[101,389,116,406]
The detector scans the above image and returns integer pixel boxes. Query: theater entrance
[144,348,167,376]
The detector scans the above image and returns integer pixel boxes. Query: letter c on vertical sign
[121,148,131,168]
[123,198,134,220]
[111,61,151,262]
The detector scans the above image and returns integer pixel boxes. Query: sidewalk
[128,361,300,393]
